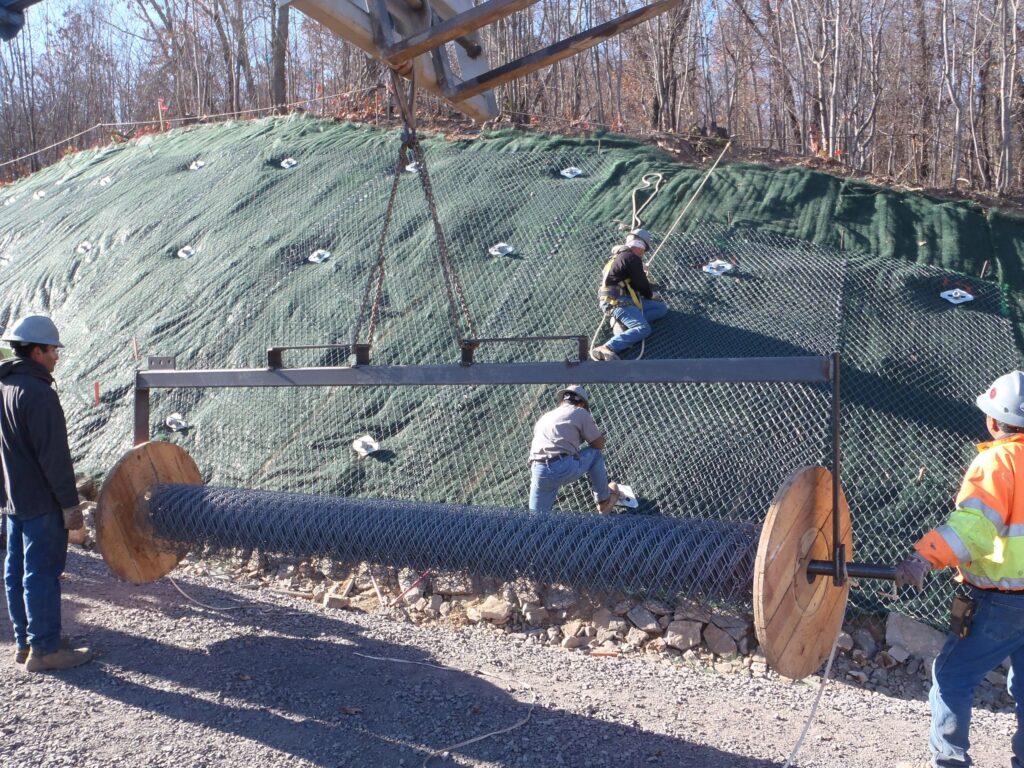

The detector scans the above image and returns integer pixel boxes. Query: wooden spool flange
[95,441,202,584]
[753,466,852,680]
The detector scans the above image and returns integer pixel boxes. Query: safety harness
[598,245,643,311]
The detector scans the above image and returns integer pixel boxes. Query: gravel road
[0,549,1017,768]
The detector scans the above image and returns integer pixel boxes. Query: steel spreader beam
[135,356,832,390]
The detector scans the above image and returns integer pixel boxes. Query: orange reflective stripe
[936,523,975,561]
[915,529,960,569]
[959,572,1024,590]
[957,496,1008,534]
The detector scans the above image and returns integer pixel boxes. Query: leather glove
[62,502,87,531]
[895,552,932,591]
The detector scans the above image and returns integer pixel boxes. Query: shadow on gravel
[46,555,783,768]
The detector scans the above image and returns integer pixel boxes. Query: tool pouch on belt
[949,594,976,639]
[598,284,622,308]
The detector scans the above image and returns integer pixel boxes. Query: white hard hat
[628,228,654,250]
[557,384,590,406]
[2,315,63,347]
[977,371,1024,427]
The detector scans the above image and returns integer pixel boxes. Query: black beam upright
[831,351,845,586]
[133,382,150,446]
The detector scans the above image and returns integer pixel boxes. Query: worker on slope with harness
[895,370,1024,768]
[590,229,668,361]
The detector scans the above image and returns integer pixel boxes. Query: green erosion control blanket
[0,115,1021,624]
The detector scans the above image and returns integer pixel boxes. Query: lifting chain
[353,68,477,355]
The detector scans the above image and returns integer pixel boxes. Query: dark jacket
[603,245,653,299]
[0,358,78,519]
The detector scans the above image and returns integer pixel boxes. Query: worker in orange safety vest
[896,370,1024,768]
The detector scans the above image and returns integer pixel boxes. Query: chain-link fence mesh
[0,116,1019,626]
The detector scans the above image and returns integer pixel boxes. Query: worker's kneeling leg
[578,447,611,501]
[529,466,560,513]
[641,298,668,323]
[530,458,582,513]
[607,305,651,353]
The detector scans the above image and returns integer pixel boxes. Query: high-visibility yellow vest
[916,433,1024,590]
[599,249,642,311]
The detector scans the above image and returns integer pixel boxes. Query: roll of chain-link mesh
[148,484,759,602]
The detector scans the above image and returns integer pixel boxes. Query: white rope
[780,629,843,767]
[645,140,732,270]
[352,652,537,767]
[630,172,664,229]
[590,314,608,355]
[167,576,241,613]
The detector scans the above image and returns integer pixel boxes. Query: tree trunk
[271,1,289,113]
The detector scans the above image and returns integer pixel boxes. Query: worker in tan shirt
[528,385,619,514]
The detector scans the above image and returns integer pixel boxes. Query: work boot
[590,344,619,362]
[597,482,621,514]
[14,636,75,664]
[25,646,93,673]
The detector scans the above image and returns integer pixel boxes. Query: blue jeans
[4,511,68,655]
[929,587,1024,767]
[605,298,668,353]
[529,448,611,513]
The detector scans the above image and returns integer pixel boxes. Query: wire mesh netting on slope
[0,115,1020,625]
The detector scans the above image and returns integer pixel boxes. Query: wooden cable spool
[95,441,202,584]
[754,465,852,680]
[97,445,852,679]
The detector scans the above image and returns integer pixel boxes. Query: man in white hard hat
[0,315,92,672]
[528,385,620,513]
[895,370,1024,768]
[590,228,668,361]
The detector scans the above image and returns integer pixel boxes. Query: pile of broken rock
[154,549,1019,710]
